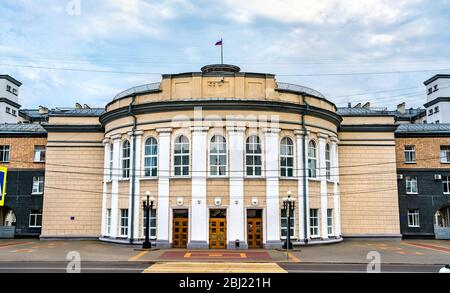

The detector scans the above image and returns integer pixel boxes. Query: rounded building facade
[99,64,343,249]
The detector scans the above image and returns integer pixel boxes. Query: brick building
[395,124,450,239]
[0,124,47,238]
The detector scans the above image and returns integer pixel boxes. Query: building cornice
[100,100,343,128]
[395,132,450,138]
[0,97,21,109]
[423,97,450,108]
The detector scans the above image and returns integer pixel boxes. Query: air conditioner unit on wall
[397,174,404,180]
[435,174,442,180]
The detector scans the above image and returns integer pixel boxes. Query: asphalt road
[0,261,444,273]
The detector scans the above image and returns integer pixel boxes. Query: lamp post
[142,191,155,249]
[283,191,296,251]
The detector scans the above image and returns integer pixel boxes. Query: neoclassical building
[40,64,401,248]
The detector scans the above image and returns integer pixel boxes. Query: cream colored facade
[41,64,401,247]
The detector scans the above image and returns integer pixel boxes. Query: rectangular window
[6,85,11,92]
[404,145,416,163]
[428,109,433,116]
[11,109,16,116]
[406,176,418,194]
[34,146,46,162]
[327,209,334,236]
[29,210,42,228]
[443,176,450,194]
[106,209,112,235]
[434,84,439,92]
[441,146,450,163]
[32,176,44,194]
[0,145,10,162]
[143,209,157,239]
[280,208,295,239]
[434,106,440,113]
[120,209,129,237]
[309,209,319,237]
[109,146,114,181]
[5,107,10,114]
[408,209,420,227]
[427,88,433,95]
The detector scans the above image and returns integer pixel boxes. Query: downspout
[301,95,309,245]
[129,94,137,244]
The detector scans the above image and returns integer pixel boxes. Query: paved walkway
[144,262,287,273]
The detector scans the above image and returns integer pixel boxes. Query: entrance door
[172,210,189,248]
[209,209,227,249]
[247,210,263,249]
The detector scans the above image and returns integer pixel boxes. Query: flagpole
[221,38,224,64]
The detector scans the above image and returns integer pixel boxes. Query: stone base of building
[155,240,171,248]
[296,236,344,246]
[41,235,100,241]
[342,234,402,240]
[187,241,209,249]
[227,241,248,250]
[264,240,283,249]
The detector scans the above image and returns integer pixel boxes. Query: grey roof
[113,82,161,101]
[337,107,393,116]
[277,82,326,100]
[0,75,22,86]
[49,108,105,117]
[0,123,46,134]
[396,123,450,133]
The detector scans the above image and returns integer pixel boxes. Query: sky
[1,0,450,110]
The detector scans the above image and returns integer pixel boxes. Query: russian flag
[215,39,223,46]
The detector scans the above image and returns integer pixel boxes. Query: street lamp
[142,191,155,249]
[282,191,296,250]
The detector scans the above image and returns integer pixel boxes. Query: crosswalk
[143,262,288,273]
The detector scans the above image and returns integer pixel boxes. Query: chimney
[348,102,352,108]
[75,103,82,109]
[397,102,406,114]
[354,103,362,108]
[362,102,371,109]
[38,105,49,115]
[83,104,91,109]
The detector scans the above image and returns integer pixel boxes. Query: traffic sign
[0,167,7,207]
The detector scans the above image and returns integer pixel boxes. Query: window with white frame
[210,135,227,176]
[404,145,416,163]
[309,209,319,237]
[106,209,112,235]
[32,176,44,194]
[0,145,10,162]
[441,146,450,163]
[143,208,157,239]
[109,146,114,181]
[122,140,131,179]
[327,209,333,236]
[29,210,42,228]
[144,137,158,177]
[246,136,262,176]
[34,146,46,162]
[281,208,295,238]
[174,135,189,176]
[308,141,317,178]
[120,209,129,237]
[325,144,331,180]
[280,137,294,177]
[408,209,420,227]
[406,176,418,194]
[443,176,450,194]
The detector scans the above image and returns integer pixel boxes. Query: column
[128,131,143,241]
[188,126,209,249]
[227,126,246,249]
[331,137,341,237]
[110,134,122,239]
[156,128,172,248]
[295,130,309,242]
[101,139,110,237]
[264,128,282,249]
[318,133,329,240]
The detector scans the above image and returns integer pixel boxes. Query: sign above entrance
[0,167,7,207]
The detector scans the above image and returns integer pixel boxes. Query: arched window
[144,137,158,177]
[122,140,131,179]
[308,141,317,178]
[210,135,227,176]
[246,136,262,176]
[280,137,294,177]
[325,143,331,180]
[174,135,189,176]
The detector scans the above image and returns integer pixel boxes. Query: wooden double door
[247,210,263,249]
[172,210,188,248]
[209,209,227,249]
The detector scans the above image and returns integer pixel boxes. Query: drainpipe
[129,94,137,244]
[301,95,309,245]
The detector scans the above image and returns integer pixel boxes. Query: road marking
[406,242,450,254]
[10,249,34,253]
[184,252,248,259]
[128,251,149,261]
[143,262,287,273]
[0,242,33,249]
[287,253,301,263]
